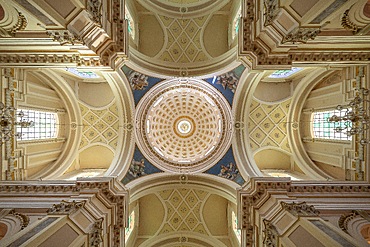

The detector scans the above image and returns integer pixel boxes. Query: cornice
[0,178,128,247]
[239,0,370,70]
[239,178,370,246]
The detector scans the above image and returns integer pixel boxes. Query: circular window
[135,78,232,173]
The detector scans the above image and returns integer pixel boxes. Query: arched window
[16,109,58,141]
[125,6,135,40]
[125,210,135,242]
[312,109,352,141]
[232,211,241,243]
[268,67,302,78]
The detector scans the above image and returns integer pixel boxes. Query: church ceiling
[136,187,233,246]
[122,65,245,186]
[79,102,119,151]
[249,98,291,153]
[128,0,237,76]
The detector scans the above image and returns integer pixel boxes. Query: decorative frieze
[46,30,82,45]
[338,210,370,234]
[341,9,360,34]
[87,0,102,26]
[47,200,85,215]
[288,184,370,193]
[0,184,79,193]
[240,0,370,68]
[263,219,278,247]
[89,218,103,247]
[282,28,321,44]
[240,180,291,246]
[0,54,78,65]
[281,201,319,217]
[9,210,30,230]
[264,0,279,26]
[11,11,27,34]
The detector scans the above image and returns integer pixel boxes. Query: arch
[103,70,135,180]
[287,68,334,180]
[126,173,238,247]
[27,69,81,179]
[232,68,265,178]
[128,173,238,203]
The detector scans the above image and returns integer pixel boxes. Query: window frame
[16,109,59,141]
[311,109,352,141]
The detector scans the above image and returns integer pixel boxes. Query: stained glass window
[16,109,58,140]
[312,109,352,140]
[268,67,302,78]
[66,68,99,79]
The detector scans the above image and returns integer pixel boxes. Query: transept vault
[0,0,370,246]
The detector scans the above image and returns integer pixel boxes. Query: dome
[135,78,233,173]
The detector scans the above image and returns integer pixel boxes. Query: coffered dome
[135,78,233,173]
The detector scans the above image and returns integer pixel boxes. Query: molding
[263,219,278,247]
[239,178,370,246]
[240,0,370,69]
[47,200,85,215]
[9,210,30,230]
[282,27,321,44]
[11,11,27,35]
[89,218,103,247]
[281,201,319,217]
[87,0,102,27]
[338,210,370,234]
[0,178,128,247]
[46,30,82,45]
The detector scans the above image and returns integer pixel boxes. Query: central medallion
[135,78,233,173]
[173,117,195,138]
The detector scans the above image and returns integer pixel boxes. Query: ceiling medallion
[135,78,233,173]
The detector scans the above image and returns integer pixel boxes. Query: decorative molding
[341,9,360,34]
[89,218,103,247]
[240,0,370,68]
[240,180,291,246]
[0,53,104,67]
[338,210,370,234]
[47,200,85,215]
[0,180,127,247]
[263,219,278,247]
[46,30,82,45]
[87,0,102,26]
[288,184,370,193]
[0,54,79,65]
[0,184,79,193]
[76,181,126,247]
[264,0,279,26]
[240,180,370,246]
[11,11,27,35]
[282,27,321,44]
[9,210,30,230]
[281,201,319,217]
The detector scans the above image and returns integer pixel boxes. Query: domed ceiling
[121,65,245,185]
[135,78,232,173]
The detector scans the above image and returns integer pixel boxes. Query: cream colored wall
[254,149,291,170]
[138,15,164,57]
[300,69,354,180]
[16,70,68,178]
[204,15,228,57]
